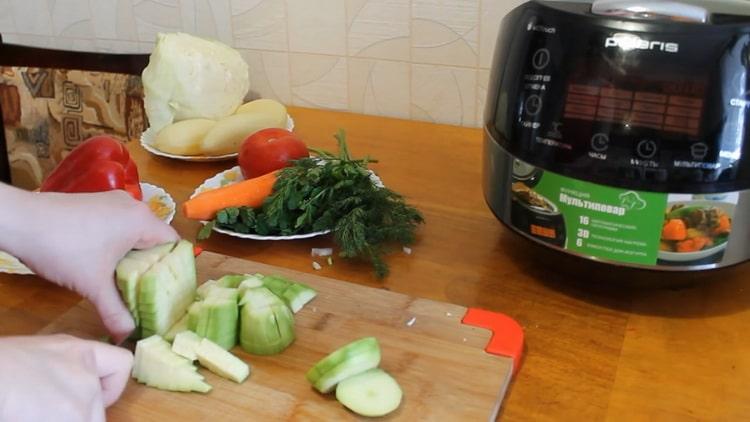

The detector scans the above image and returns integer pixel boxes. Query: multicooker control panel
[485,1,750,192]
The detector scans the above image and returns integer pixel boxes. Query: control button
[532,48,550,70]
[590,133,609,152]
[548,122,563,139]
[524,95,543,116]
[691,143,709,160]
[636,139,658,159]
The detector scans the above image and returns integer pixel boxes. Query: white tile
[0,33,52,47]
[9,0,53,35]
[180,0,233,45]
[411,63,476,127]
[412,0,479,67]
[95,39,143,54]
[138,41,156,54]
[231,0,287,51]
[290,53,348,110]
[0,0,17,33]
[89,0,138,41]
[239,49,292,104]
[287,0,346,55]
[133,0,182,43]
[49,0,93,38]
[479,0,525,68]
[476,68,490,127]
[53,37,97,52]
[347,0,409,61]
[349,58,409,119]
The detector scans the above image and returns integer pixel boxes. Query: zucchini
[187,295,239,350]
[138,240,197,338]
[164,313,190,342]
[306,337,381,394]
[335,368,402,417]
[258,274,317,313]
[196,338,250,383]
[239,287,295,355]
[115,242,175,330]
[172,330,203,361]
[132,335,211,393]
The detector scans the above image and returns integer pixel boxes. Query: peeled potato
[235,99,287,126]
[201,113,285,156]
[154,119,216,156]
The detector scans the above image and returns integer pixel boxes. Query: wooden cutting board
[38,252,523,421]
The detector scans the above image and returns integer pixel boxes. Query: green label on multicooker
[531,172,667,265]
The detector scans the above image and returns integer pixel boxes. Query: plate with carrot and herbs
[183,129,423,278]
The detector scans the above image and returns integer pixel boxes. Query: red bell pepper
[40,135,142,200]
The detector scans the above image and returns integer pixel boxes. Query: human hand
[0,187,179,343]
[0,334,133,422]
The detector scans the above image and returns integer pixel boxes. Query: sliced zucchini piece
[335,368,403,417]
[132,335,211,393]
[257,274,317,313]
[187,296,239,350]
[237,275,264,293]
[280,283,317,313]
[239,287,295,355]
[306,337,381,393]
[196,280,219,300]
[196,338,250,383]
[138,240,197,338]
[172,330,203,361]
[115,242,175,328]
[164,313,190,342]
[216,274,248,288]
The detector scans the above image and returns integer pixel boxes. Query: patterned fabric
[0,67,146,190]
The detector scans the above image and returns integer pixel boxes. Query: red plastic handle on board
[193,245,204,257]
[462,308,524,376]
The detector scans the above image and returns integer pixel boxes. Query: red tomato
[238,128,309,179]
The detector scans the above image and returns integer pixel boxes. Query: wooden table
[2,106,750,420]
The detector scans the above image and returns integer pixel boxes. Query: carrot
[713,214,731,235]
[183,171,277,220]
[662,219,687,241]
[676,236,711,253]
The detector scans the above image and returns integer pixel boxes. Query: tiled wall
[0,0,535,128]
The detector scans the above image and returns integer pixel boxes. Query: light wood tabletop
[2,106,749,420]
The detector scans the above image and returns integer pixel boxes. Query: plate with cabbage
[140,32,293,161]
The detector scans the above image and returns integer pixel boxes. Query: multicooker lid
[591,0,750,23]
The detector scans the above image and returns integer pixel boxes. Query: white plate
[0,182,176,275]
[190,166,330,240]
[141,182,176,224]
[658,201,735,263]
[191,165,384,240]
[141,115,295,162]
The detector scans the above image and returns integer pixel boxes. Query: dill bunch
[199,129,424,278]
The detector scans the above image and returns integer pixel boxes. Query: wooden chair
[0,33,149,187]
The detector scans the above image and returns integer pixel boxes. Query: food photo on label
[657,194,737,266]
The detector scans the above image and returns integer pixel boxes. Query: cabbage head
[142,32,250,134]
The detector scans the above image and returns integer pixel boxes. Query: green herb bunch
[199,129,424,278]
